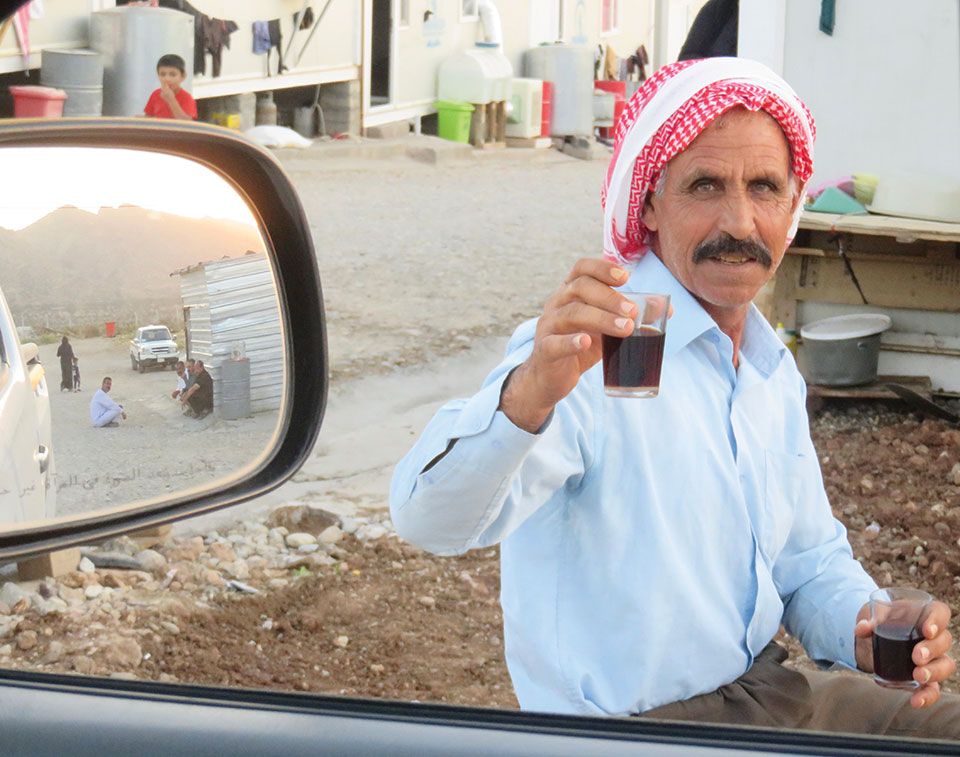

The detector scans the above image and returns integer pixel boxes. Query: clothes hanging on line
[252,19,286,75]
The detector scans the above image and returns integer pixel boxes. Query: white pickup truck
[129,325,179,373]
[0,284,56,524]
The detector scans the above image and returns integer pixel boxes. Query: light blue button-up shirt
[390,253,877,717]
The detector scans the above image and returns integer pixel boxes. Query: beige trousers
[639,642,960,740]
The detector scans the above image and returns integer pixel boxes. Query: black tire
[138,361,145,374]
[131,355,138,371]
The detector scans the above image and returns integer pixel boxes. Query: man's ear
[641,196,659,233]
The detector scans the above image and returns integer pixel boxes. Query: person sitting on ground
[171,360,188,400]
[390,57,958,736]
[90,377,126,428]
[71,356,81,392]
[142,53,197,121]
[180,359,213,419]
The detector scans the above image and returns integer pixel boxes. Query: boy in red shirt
[143,54,197,120]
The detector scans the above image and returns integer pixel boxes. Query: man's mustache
[692,234,772,268]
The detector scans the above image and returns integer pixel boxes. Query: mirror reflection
[0,147,285,523]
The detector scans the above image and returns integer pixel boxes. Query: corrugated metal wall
[177,254,284,414]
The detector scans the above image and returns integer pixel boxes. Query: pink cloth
[601,58,817,265]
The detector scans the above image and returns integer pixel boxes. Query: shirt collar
[622,254,787,376]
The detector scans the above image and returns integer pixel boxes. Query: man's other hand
[855,600,956,709]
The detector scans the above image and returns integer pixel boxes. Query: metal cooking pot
[800,313,892,386]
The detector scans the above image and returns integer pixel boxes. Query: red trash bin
[594,80,626,139]
[9,85,67,118]
[105,321,116,338]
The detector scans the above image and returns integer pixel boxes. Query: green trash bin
[436,100,474,143]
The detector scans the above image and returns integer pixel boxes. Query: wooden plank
[807,375,932,400]
[505,136,552,149]
[18,548,82,581]
[799,211,960,243]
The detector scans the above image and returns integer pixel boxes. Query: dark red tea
[873,625,922,685]
[602,325,665,395]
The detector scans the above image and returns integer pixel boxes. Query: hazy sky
[0,147,259,231]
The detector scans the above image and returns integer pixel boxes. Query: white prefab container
[437,47,513,105]
[522,44,594,136]
[176,254,283,415]
[90,6,193,117]
[506,77,543,138]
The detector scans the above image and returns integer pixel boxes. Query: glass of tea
[601,292,670,398]
[869,587,933,689]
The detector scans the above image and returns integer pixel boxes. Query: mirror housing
[0,118,327,561]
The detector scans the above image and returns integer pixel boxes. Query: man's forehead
[670,108,791,174]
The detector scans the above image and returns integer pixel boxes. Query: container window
[461,0,479,21]
[601,0,619,34]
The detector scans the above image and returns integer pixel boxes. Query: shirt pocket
[762,450,809,560]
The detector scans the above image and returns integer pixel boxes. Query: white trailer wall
[739,0,960,184]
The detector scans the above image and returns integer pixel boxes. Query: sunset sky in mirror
[0,147,258,231]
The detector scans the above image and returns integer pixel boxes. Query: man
[90,377,126,428]
[180,359,213,419]
[171,360,188,400]
[390,58,958,735]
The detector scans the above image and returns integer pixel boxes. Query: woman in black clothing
[55,336,74,392]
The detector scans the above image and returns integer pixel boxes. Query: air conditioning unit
[506,77,543,139]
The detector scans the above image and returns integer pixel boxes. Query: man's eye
[692,180,717,192]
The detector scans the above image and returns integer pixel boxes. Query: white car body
[0,284,56,524]
[130,325,179,372]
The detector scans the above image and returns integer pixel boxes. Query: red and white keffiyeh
[601,57,816,266]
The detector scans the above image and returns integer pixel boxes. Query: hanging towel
[820,0,836,35]
[298,7,315,30]
[253,21,271,54]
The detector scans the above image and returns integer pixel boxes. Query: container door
[370,0,393,105]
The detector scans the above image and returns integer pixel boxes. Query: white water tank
[523,44,594,136]
[437,46,513,104]
[506,78,543,138]
[90,6,193,117]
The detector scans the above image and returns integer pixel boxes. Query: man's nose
[718,190,757,240]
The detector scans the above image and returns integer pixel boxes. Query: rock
[907,455,926,469]
[859,476,874,492]
[11,598,28,615]
[36,599,67,616]
[297,544,320,554]
[267,578,289,590]
[340,517,361,535]
[284,553,335,570]
[418,596,436,608]
[247,556,269,570]
[370,664,385,674]
[16,630,37,650]
[0,620,16,639]
[163,536,205,563]
[101,573,127,589]
[262,619,273,631]
[318,526,343,545]
[209,542,237,562]
[355,524,388,541]
[333,635,349,648]
[949,462,960,486]
[222,560,250,580]
[58,585,85,602]
[204,570,226,587]
[37,582,55,600]
[135,549,167,573]
[78,557,96,574]
[41,641,65,664]
[285,532,318,549]
[70,655,96,674]
[84,584,104,600]
[0,601,9,616]
[104,637,142,668]
[0,644,11,656]
[160,621,180,635]
[0,582,30,609]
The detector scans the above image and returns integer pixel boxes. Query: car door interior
[0,121,957,756]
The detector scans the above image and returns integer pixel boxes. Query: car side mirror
[0,119,327,562]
